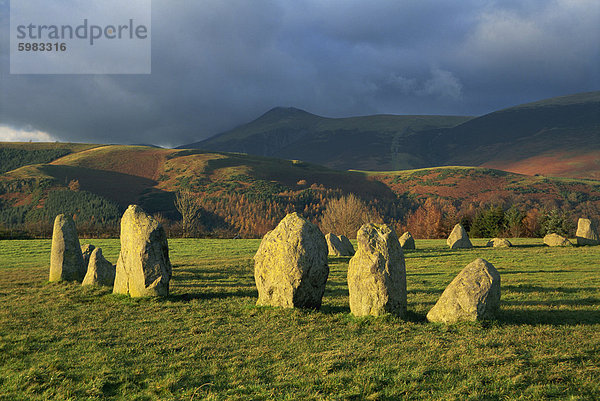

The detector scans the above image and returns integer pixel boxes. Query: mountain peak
[259,106,315,119]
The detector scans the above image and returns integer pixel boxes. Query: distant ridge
[178,108,471,171]
[179,91,600,179]
[129,143,162,148]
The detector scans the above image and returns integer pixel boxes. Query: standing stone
[347,223,407,317]
[543,233,573,247]
[486,238,512,248]
[81,244,95,269]
[447,224,473,249]
[339,235,355,256]
[326,233,344,256]
[427,258,501,324]
[325,233,355,256]
[49,214,86,282]
[399,231,416,250]
[254,212,328,309]
[576,218,599,246]
[113,205,172,297]
[82,248,116,287]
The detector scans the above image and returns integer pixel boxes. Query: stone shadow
[169,265,255,302]
[503,284,597,293]
[168,289,257,302]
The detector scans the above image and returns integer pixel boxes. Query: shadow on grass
[169,288,257,302]
[509,244,548,249]
[169,265,257,302]
[175,281,255,289]
[502,298,600,306]
[328,256,352,264]
[407,272,448,277]
[497,308,600,326]
[403,310,428,323]
[501,270,582,274]
[320,304,350,314]
[504,284,598,293]
[408,288,444,295]
[409,252,456,259]
[320,304,428,323]
[324,287,349,298]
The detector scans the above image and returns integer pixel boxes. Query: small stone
[447,224,473,249]
[399,231,416,249]
[486,238,512,248]
[543,233,573,247]
[325,233,355,256]
[427,258,501,324]
[576,218,599,246]
[347,223,407,317]
[82,248,116,287]
[49,214,86,282]
[254,212,329,309]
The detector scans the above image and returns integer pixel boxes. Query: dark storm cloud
[1,0,599,146]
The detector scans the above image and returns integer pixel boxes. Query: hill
[0,144,399,237]
[369,166,600,206]
[432,91,600,179]
[179,108,472,170]
[0,142,101,174]
[2,143,600,238]
[179,91,600,179]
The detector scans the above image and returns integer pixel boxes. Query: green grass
[0,238,599,400]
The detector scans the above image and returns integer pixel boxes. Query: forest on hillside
[1,177,598,241]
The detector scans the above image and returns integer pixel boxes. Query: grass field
[0,238,599,400]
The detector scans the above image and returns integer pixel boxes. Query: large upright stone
[82,248,116,287]
[576,218,599,246]
[325,233,355,256]
[427,258,500,324]
[254,212,328,309]
[81,244,95,269]
[543,233,572,247]
[113,205,172,297]
[49,214,86,282]
[347,223,407,317]
[399,231,415,250]
[447,224,473,249]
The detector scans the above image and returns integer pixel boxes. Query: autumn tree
[319,194,379,238]
[405,198,457,239]
[174,191,202,237]
[68,179,80,191]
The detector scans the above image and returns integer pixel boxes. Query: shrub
[320,194,381,238]
[174,191,203,237]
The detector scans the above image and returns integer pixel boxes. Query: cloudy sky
[1,0,599,147]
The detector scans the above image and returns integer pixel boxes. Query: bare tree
[174,191,202,237]
[319,194,379,238]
